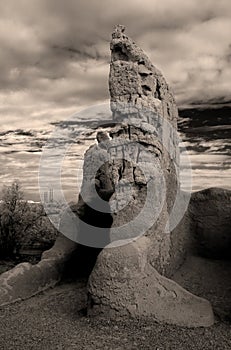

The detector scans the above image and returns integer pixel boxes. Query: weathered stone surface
[109,25,179,219]
[0,260,59,306]
[87,26,214,326]
[88,237,214,327]
[110,25,178,127]
[0,234,77,306]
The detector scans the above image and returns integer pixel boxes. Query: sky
[0,0,231,130]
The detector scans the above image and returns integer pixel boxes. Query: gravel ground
[0,256,230,350]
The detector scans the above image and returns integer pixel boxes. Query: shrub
[0,181,57,258]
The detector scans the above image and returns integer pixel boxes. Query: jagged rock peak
[109,25,178,129]
[112,24,126,38]
[110,24,151,65]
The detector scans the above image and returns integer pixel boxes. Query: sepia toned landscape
[0,1,230,349]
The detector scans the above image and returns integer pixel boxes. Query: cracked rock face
[109,25,179,256]
[83,26,214,326]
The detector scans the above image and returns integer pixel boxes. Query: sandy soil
[0,256,230,350]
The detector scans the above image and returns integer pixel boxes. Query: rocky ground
[0,255,230,350]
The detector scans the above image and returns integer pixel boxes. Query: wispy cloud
[0,0,230,129]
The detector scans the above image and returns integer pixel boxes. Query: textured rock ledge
[0,234,77,306]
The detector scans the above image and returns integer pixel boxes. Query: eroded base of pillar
[88,237,214,327]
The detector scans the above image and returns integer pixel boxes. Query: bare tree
[0,181,45,257]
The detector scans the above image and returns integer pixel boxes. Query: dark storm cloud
[0,0,230,128]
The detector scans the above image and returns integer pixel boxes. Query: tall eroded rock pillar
[102,24,180,271]
[86,26,214,327]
